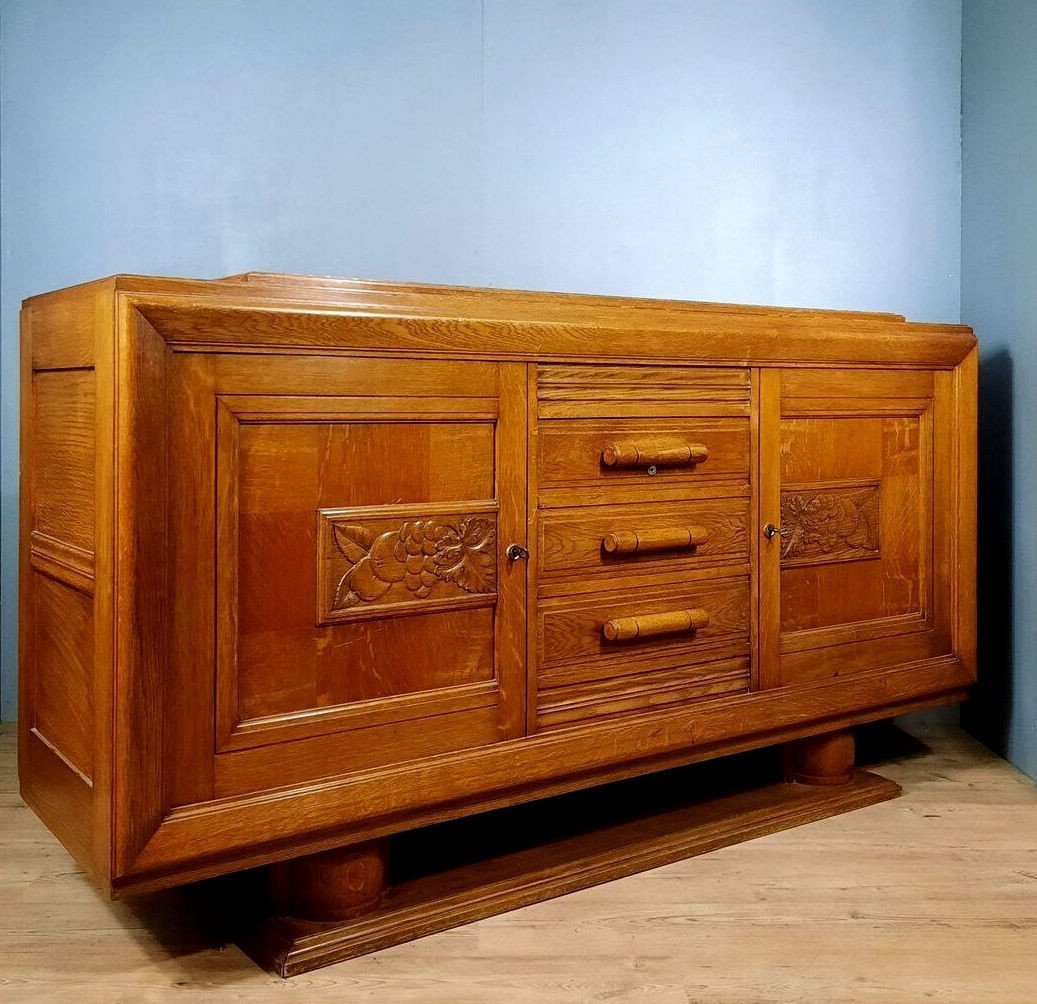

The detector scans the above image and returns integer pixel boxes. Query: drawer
[537,575,750,688]
[538,417,750,497]
[539,497,749,585]
[536,364,751,419]
[537,657,749,730]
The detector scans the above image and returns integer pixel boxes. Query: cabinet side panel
[19,295,105,886]
[32,575,94,776]
[32,370,95,551]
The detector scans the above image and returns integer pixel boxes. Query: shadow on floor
[113,723,926,981]
[856,720,933,767]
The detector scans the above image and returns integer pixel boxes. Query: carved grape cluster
[394,520,452,598]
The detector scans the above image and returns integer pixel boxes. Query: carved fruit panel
[317,502,499,624]
[779,483,881,566]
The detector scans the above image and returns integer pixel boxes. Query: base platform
[240,759,900,978]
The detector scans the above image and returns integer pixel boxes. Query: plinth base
[240,765,899,977]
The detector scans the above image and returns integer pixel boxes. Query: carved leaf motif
[433,518,496,593]
[779,487,880,563]
[329,514,497,612]
[332,523,374,564]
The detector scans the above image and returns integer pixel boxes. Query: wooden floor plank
[1,722,1034,1002]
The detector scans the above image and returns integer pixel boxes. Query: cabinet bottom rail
[238,760,900,977]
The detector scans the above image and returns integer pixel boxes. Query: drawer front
[539,417,750,497]
[538,575,750,686]
[539,497,749,585]
[536,657,749,730]
[537,364,751,419]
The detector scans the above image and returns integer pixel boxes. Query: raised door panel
[165,355,527,802]
[759,368,953,687]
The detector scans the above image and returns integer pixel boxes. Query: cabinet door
[164,355,527,803]
[759,368,955,687]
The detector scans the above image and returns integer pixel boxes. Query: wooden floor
[2,723,1035,1003]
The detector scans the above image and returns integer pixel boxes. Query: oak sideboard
[19,273,976,972]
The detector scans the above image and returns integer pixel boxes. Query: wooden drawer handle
[601,441,709,468]
[603,608,710,642]
[602,525,709,554]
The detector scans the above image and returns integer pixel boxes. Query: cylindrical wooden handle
[600,441,709,468]
[602,525,709,554]
[602,608,710,642]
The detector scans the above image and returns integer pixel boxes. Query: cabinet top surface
[23,271,976,368]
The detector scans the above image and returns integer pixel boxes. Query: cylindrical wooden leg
[270,839,388,922]
[786,729,855,786]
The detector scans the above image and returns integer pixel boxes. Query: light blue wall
[961,1,1037,780]
[482,1,961,312]
[0,1,963,718]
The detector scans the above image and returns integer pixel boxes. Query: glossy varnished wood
[787,728,857,786]
[94,272,975,368]
[18,279,116,893]
[18,273,976,932]
[759,367,957,689]
[269,840,389,923]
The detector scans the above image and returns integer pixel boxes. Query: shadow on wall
[962,348,1013,752]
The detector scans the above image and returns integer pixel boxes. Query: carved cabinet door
[758,368,957,689]
[164,354,527,803]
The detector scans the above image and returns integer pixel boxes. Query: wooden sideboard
[19,273,976,971]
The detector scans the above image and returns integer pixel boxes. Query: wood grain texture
[30,576,94,780]
[26,280,105,369]
[786,728,856,785]
[602,525,710,554]
[30,370,95,552]
[4,725,1036,1002]
[537,363,751,420]
[538,576,749,677]
[778,482,881,565]
[16,274,976,919]
[116,272,975,368]
[539,497,748,584]
[536,658,749,730]
[602,607,711,643]
[316,502,499,624]
[539,417,750,494]
[270,840,389,923]
[202,358,526,764]
[28,531,94,595]
[760,368,959,690]
[18,283,110,893]
[119,664,970,892]
[112,308,170,875]
[601,440,710,468]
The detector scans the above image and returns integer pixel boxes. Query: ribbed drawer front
[536,657,749,730]
[538,575,750,681]
[535,573,751,730]
[533,363,755,731]
[536,364,751,418]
